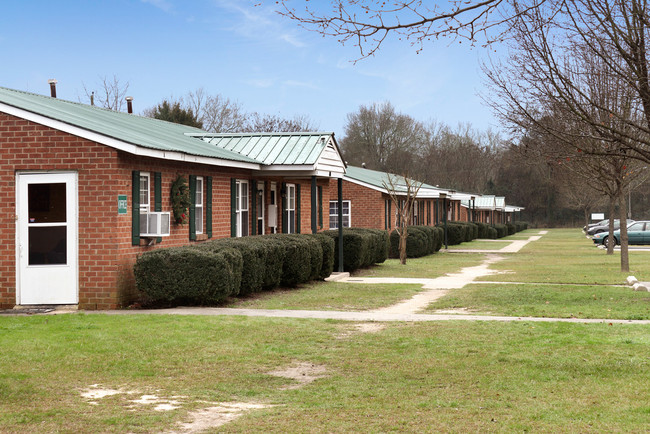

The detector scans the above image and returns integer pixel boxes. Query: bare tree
[244,112,319,132]
[341,102,426,174]
[82,75,130,111]
[185,88,248,133]
[383,174,422,265]
[277,0,546,58]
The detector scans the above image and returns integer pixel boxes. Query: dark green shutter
[231,178,237,237]
[311,177,317,234]
[206,176,212,238]
[132,171,140,246]
[384,200,388,230]
[388,199,393,230]
[251,180,257,236]
[154,172,162,243]
[296,183,301,234]
[281,182,287,234]
[318,185,323,229]
[189,175,196,241]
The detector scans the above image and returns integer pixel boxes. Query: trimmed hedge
[476,222,496,239]
[389,225,443,258]
[134,246,242,306]
[307,233,335,280]
[515,221,529,232]
[493,223,508,238]
[506,223,516,235]
[324,228,389,272]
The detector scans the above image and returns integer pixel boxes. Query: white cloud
[141,0,174,13]
[244,78,275,88]
[212,0,308,49]
[283,80,320,91]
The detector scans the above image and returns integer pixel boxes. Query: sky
[0,0,499,137]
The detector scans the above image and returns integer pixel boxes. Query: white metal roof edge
[0,102,261,170]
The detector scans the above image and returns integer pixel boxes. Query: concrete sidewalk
[88,230,650,325]
[98,307,650,325]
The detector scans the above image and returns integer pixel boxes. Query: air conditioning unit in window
[140,212,171,237]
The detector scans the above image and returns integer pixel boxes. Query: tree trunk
[606,197,616,255]
[619,193,629,272]
[399,225,408,265]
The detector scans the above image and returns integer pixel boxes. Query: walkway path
[94,231,650,325]
[102,307,650,324]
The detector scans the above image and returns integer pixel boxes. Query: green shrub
[134,247,241,306]
[476,222,497,239]
[506,223,516,235]
[438,222,465,245]
[199,238,268,296]
[515,221,529,232]
[389,225,441,258]
[307,233,335,279]
[324,228,388,272]
[267,234,314,286]
[493,223,508,238]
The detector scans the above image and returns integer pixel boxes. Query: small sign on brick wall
[118,195,128,214]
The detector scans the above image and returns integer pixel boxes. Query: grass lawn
[353,252,485,278]
[1,314,650,432]
[449,240,510,250]
[477,228,650,285]
[426,283,650,319]
[227,281,423,311]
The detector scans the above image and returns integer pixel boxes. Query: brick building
[0,87,345,309]
[327,165,475,231]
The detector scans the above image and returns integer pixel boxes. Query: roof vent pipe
[47,79,58,98]
[125,96,133,114]
[90,92,94,106]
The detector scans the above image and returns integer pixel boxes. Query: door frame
[15,171,79,305]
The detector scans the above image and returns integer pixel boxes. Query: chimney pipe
[47,79,58,98]
[125,96,133,114]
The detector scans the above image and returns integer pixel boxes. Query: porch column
[338,177,344,272]
[311,176,317,234]
[441,193,448,249]
[471,196,475,223]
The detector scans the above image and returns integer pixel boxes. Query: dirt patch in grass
[171,402,272,433]
[267,362,328,390]
[337,322,386,339]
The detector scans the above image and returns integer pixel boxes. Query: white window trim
[195,176,203,235]
[286,183,296,234]
[256,181,265,235]
[140,172,150,213]
[329,200,351,229]
[236,179,249,237]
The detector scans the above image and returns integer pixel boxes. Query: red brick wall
[328,179,389,230]
[0,113,334,309]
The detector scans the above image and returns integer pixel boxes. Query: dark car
[587,219,624,235]
[593,221,650,247]
[583,219,608,233]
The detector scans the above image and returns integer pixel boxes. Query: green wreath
[171,175,191,225]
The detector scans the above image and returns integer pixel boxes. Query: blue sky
[0,0,497,137]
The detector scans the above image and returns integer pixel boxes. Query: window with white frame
[139,172,150,213]
[236,180,249,237]
[329,200,350,229]
[195,176,203,234]
[286,183,296,234]
[256,181,264,235]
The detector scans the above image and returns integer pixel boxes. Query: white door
[17,172,78,305]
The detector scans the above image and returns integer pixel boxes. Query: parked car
[583,219,608,233]
[587,219,624,235]
[592,221,650,247]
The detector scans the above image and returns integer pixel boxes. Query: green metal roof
[194,132,336,166]
[344,166,449,196]
[0,87,259,164]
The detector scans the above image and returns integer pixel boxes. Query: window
[269,182,277,233]
[139,172,150,213]
[329,200,350,229]
[286,183,296,234]
[236,180,249,237]
[195,176,203,234]
[256,181,264,235]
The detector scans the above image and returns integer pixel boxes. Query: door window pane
[29,226,67,265]
[28,183,66,223]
